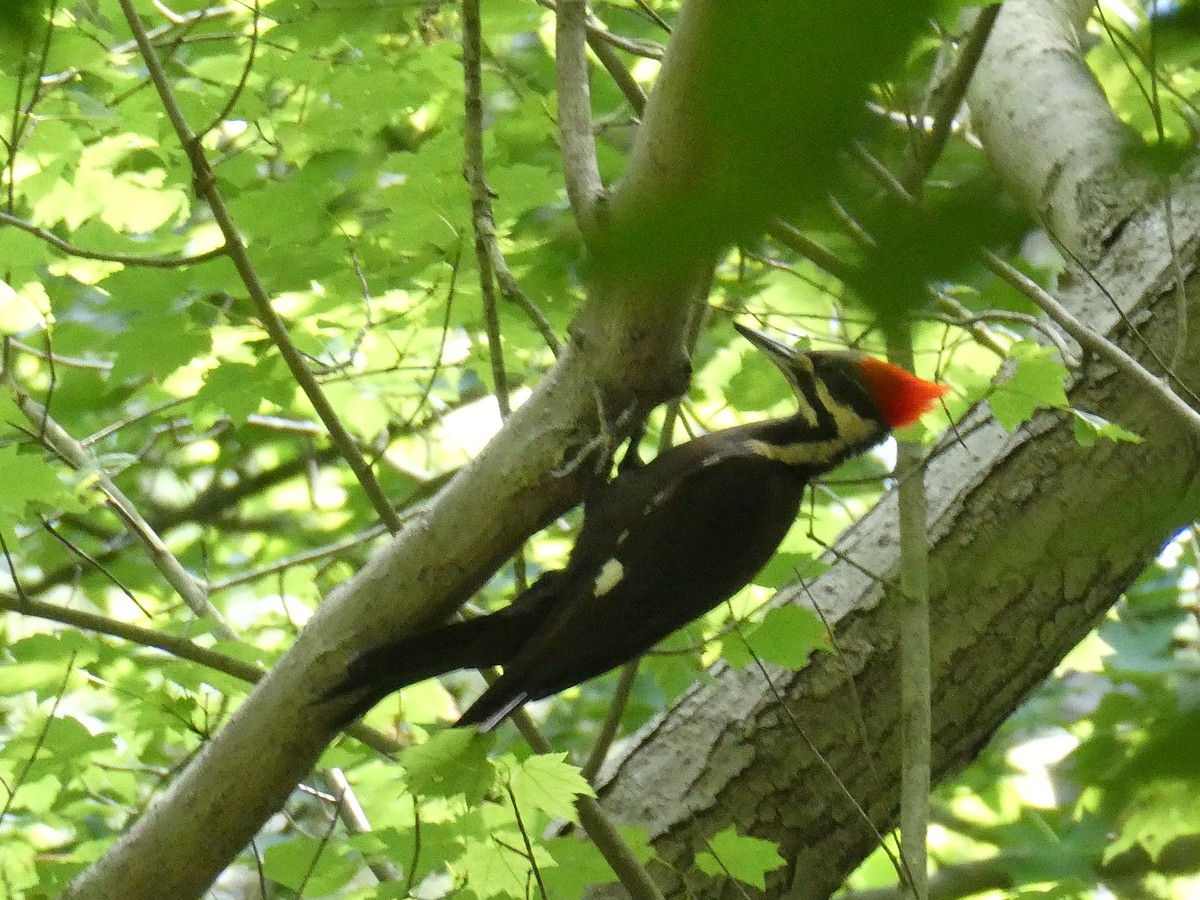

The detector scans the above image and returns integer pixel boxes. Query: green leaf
[753,550,825,590]
[694,827,785,889]
[727,346,796,412]
[460,833,555,900]
[987,342,1069,431]
[508,752,595,820]
[402,728,495,802]
[1105,707,1200,859]
[100,173,188,233]
[323,379,391,438]
[543,837,620,894]
[489,163,563,226]
[1109,780,1200,860]
[1072,409,1142,447]
[43,714,114,759]
[0,634,93,698]
[0,278,48,333]
[724,605,828,671]
[192,362,266,424]
[106,311,212,383]
[192,356,292,426]
[0,445,66,520]
[262,836,357,894]
[8,773,60,815]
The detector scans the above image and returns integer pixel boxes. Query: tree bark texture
[590,1,1200,891]
[64,0,1197,897]
[63,2,935,897]
[594,184,1200,898]
[594,90,1200,900]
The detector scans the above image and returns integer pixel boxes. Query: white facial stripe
[747,438,845,466]
[790,386,819,429]
[593,558,625,597]
[745,381,880,467]
[823,383,880,444]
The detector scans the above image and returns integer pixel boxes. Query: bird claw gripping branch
[324,323,947,731]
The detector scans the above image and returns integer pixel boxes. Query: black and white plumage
[325,324,946,731]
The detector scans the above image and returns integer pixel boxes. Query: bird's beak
[733,322,812,376]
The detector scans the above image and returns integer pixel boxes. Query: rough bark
[592,191,1200,896]
[967,0,1154,254]
[63,3,932,897]
[589,1,1200,896]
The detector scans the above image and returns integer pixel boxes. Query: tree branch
[984,250,1200,441]
[115,0,403,535]
[591,159,1200,900]
[555,0,605,238]
[967,0,1151,257]
[0,590,403,756]
[63,4,943,896]
[4,373,237,639]
[0,210,227,268]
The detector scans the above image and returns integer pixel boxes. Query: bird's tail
[322,571,563,726]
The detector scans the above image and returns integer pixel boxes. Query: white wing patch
[593,558,625,597]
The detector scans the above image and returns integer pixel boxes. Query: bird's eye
[818,363,881,420]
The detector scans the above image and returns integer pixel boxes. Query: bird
[325,323,948,731]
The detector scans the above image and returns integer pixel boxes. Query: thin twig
[117,0,404,535]
[510,709,666,900]
[450,31,561,357]
[742,649,909,889]
[630,0,671,33]
[535,0,664,60]
[0,652,76,824]
[769,219,859,284]
[39,518,153,618]
[463,0,513,418]
[1162,191,1189,369]
[505,783,549,900]
[6,337,114,371]
[555,0,604,239]
[197,0,260,139]
[0,210,228,268]
[463,0,531,590]
[327,768,403,883]
[4,0,58,210]
[0,589,258,680]
[984,250,1200,441]
[110,4,236,54]
[888,16,999,896]
[581,660,640,782]
[931,292,1080,362]
[898,5,1001,193]
[489,248,562,354]
[205,523,389,593]
[0,589,403,756]
[888,329,932,900]
[5,373,238,638]
[588,28,647,115]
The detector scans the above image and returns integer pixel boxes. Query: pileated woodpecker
[326,324,947,731]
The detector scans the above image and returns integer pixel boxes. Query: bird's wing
[457,449,806,727]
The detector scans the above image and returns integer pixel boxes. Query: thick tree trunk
[63,2,934,897]
[590,1,1200,896]
[592,190,1200,896]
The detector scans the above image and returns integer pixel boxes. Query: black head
[733,322,946,431]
